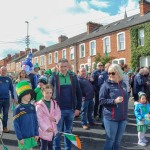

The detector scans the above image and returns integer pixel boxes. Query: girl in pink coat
[36,84,61,150]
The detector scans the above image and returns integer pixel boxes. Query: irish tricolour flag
[64,133,82,149]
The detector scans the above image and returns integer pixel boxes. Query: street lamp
[25,21,30,50]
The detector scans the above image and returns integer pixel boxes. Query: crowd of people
[0,52,150,150]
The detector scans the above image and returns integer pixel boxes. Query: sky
[0,0,139,60]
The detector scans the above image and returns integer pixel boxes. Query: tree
[93,53,115,69]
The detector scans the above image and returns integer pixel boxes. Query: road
[1,100,150,150]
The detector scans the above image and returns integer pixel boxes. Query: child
[134,91,150,146]
[13,81,39,150]
[36,84,61,150]
[34,75,48,102]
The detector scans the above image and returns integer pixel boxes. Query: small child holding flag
[36,84,61,150]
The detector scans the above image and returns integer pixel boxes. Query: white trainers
[138,141,146,146]
[142,138,148,143]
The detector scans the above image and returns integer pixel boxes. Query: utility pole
[25,21,30,51]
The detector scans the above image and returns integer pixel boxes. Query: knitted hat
[34,63,40,69]
[138,91,146,98]
[44,69,52,76]
[16,81,35,103]
[38,75,48,84]
[26,53,33,60]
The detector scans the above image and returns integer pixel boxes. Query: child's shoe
[142,138,148,143]
[138,141,146,146]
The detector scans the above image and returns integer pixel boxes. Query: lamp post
[25,21,30,50]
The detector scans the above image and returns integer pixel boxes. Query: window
[80,64,89,72]
[103,36,111,53]
[62,49,66,59]
[79,44,85,58]
[112,58,126,65]
[117,32,125,51]
[34,57,38,64]
[40,55,44,66]
[19,62,21,70]
[70,47,74,60]
[71,65,74,72]
[49,53,52,64]
[138,28,144,46]
[16,63,19,70]
[54,51,58,63]
[90,40,96,56]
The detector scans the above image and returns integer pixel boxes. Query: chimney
[139,0,150,16]
[87,22,102,34]
[7,54,11,61]
[39,45,46,51]
[19,51,25,57]
[25,48,31,55]
[58,35,68,43]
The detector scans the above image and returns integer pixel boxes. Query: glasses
[108,72,116,75]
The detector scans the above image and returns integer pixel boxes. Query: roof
[79,12,150,42]
[33,12,150,57]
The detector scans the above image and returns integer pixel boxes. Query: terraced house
[5,0,150,74]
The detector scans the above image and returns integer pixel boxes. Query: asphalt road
[1,100,150,150]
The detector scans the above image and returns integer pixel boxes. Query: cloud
[90,0,109,8]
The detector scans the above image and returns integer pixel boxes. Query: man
[98,62,111,128]
[91,62,103,120]
[0,66,14,133]
[50,58,82,150]
[78,67,96,130]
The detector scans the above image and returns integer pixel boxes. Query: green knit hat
[34,63,40,69]
[16,81,35,103]
[44,69,52,76]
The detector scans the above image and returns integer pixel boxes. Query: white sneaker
[138,141,146,146]
[142,138,148,143]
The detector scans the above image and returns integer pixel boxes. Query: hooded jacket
[36,100,61,141]
[99,79,129,121]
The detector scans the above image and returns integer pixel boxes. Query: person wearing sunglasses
[91,62,103,121]
[99,64,129,150]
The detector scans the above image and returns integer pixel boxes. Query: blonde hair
[108,64,123,81]
[42,84,54,93]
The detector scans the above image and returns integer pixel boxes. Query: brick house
[6,0,150,73]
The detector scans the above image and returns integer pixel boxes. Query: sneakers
[3,127,9,133]
[142,138,148,143]
[138,141,146,146]
[82,125,89,130]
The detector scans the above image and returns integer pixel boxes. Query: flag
[11,103,15,111]
[105,50,108,57]
[64,133,81,149]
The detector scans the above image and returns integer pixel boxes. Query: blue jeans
[0,100,10,128]
[53,109,74,150]
[103,117,127,150]
[81,99,94,125]
[40,138,53,150]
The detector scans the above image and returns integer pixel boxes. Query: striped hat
[16,81,35,103]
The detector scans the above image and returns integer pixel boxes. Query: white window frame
[117,32,125,51]
[71,65,74,72]
[103,36,111,53]
[79,43,85,58]
[49,53,52,64]
[138,28,144,46]
[70,46,74,60]
[40,55,44,66]
[34,57,38,64]
[54,51,58,63]
[62,49,66,59]
[89,40,96,56]
[112,58,126,64]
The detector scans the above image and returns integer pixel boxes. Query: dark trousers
[0,100,10,128]
[94,92,102,118]
[40,139,53,150]
[28,74,36,89]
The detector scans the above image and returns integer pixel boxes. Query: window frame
[54,51,58,63]
[103,36,111,53]
[138,28,144,46]
[70,46,74,60]
[79,43,85,58]
[62,49,66,59]
[117,32,125,51]
[49,53,52,64]
[89,40,96,56]
[40,55,45,66]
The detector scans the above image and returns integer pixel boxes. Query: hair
[42,84,54,93]
[108,64,123,81]
[17,70,28,82]
[58,58,68,64]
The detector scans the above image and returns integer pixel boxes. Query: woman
[99,64,129,150]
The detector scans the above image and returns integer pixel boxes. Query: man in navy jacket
[0,66,14,133]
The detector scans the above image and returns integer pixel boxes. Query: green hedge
[130,22,150,70]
